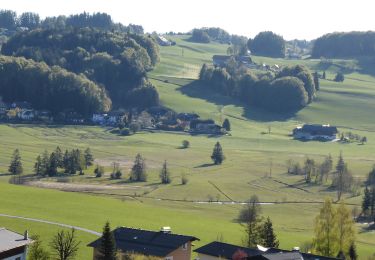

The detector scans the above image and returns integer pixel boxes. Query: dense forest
[0,9,143,33]
[248,31,286,58]
[199,62,316,112]
[0,56,111,115]
[312,31,375,58]
[0,11,160,113]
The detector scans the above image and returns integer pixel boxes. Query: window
[165,257,173,260]
[15,257,21,260]
[182,243,188,250]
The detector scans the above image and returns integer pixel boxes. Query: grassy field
[0,35,375,258]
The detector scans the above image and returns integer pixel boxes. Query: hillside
[0,35,374,258]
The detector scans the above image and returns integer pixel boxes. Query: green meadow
[0,35,374,258]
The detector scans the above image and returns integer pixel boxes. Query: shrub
[181,174,189,185]
[94,165,104,178]
[182,140,190,149]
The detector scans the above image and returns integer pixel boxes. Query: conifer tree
[160,160,171,184]
[211,142,225,165]
[98,222,116,260]
[323,71,326,79]
[40,150,50,176]
[335,152,346,201]
[362,186,371,216]
[260,217,279,248]
[222,118,231,131]
[84,148,94,168]
[8,149,23,175]
[130,153,147,182]
[54,146,63,168]
[34,155,43,175]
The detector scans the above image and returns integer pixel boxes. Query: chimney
[24,230,29,240]
[160,226,171,233]
[292,247,300,252]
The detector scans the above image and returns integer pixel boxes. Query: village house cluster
[0,226,339,260]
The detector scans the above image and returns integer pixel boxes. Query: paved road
[0,213,101,236]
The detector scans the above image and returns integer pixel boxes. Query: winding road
[0,213,101,236]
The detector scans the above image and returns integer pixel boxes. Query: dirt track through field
[0,213,101,236]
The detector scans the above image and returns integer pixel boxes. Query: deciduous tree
[50,229,80,260]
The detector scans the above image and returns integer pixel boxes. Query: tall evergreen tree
[336,152,346,201]
[130,153,147,182]
[84,148,94,168]
[40,150,50,176]
[260,217,279,248]
[211,142,225,165]
[55,146,63,168]
[313,198,339,257]
[8,149,23,175]
[63,150,70,173]
[98,222,116,260]
[160,160,171,184]
[362,186,371,216]
[34,155,43,176]
[48,152,59,176]
[222,118,231,131]
[323,71,326,79]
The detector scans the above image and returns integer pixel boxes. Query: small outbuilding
[0,228,33,260]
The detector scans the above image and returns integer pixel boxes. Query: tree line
[190,28,285,58]
[199,63,317,112]
[34,147,94,176]
[0,55,111,116]
[312,31,375,58]
[0,9,143,33]
[1,26,160,111]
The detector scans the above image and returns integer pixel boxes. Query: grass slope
[0,35,374,258]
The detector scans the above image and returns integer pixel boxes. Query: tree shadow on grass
[178,80,297,122]
[194,163,216,168]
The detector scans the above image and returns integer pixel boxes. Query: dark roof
[194,241,263,259]
[301,252,340,260]
[295,124,338,136]
[88,227,198,257]
[258,252,303,260]
[0,228,33,252]
[177,113,200,121]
